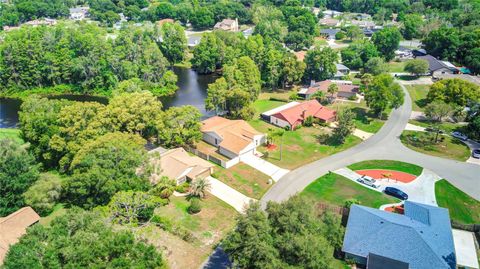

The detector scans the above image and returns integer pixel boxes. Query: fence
[184,146,239,168]
[316,202,350,226]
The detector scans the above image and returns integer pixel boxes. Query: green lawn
[252,99,287,118]
[39,204,67,226]
[213,163,271,199]
[328,101,386,133]
[347,160,423,176]
[405,85,429,112]
[0,128,24,144]
[301,172,399,208]
[387,61,407,73]
[400,131,471,161]
[251,120,362,169]
[435,179,480,224]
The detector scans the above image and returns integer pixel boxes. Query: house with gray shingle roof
[342,201,456,269]
[416,55,458,77]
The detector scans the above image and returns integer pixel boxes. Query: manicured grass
[252,99,287,118]
[435,179,480,224]
[348,160,423,176]
[301,172,399,208]
[328,101,386,133]
[251,120,362,169]
[387,61,407,73]
[400,130,471,161]
[0,128,24,144]
[408,119,465,134]
[405,85,429,112]
[213,163,271,199]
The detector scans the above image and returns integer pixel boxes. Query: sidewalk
[206,176,255,213]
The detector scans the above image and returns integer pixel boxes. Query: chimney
[310,80,316,87]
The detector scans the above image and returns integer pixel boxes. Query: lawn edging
[347,160,423,176]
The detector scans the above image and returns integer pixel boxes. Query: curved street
[261,82,480,205]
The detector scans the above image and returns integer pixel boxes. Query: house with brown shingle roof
[148,147,214,185]
[0,207,40,264]
[214,18,239,32]
[201,116,266,159]
[266,100,336,130]
[298,80,360,100]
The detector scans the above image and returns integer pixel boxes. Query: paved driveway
[207,176,255,213]
[261,81,480,207]
[240,154,289,181]
[334,168,439,206]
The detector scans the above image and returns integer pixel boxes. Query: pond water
[0,67,216,128]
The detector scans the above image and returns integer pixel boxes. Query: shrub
[188,198,202,214]
[151,214,174,231]
[289,92,298,100]
[175,182,190,193]
[303,115,314,127]
[335,31,346,40]
[344,198,360,208]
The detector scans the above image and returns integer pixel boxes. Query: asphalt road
[261,82,480,205]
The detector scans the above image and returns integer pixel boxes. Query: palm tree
[188,178,211,199]
[327,83,339,102]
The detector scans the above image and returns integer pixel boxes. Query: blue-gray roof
[343,201,456,269]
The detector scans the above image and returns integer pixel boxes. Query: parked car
[357,175,380,188]
[472,149,480,159]
[451,131,468,141]
[384,187,408,200]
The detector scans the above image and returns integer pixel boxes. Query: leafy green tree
[19,96,71,168]
[0,139,39,216]
[157,106,202,147]
[223,203,282,268]
[192,32,225,74]
[365,74,404,117]
[3,208,165,269]
[371,27,401,61]
[224,196,335,268]
[102,91,163,137]
[304,47,338,81]
[427,78,480,106]
[401,14,423,40]
[148,176,177,199]
[422,27,460,61]
[333,109,355,143]
[49,101,107,171]
[158,22,187,64]
[363,57,388,75]
[254,19,288,42]
[327,83,339,99]
[205,56,261,119]
[424,101,454,142]
[281,53,306,87]
[285,30,313,51]
[23,173,62,216]
[404,59,429,76]
[341,40,379,69]
[101,190,166,225]
[191,7,214,29]
[63,132,149,208]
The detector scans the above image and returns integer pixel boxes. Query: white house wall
[270,116,291,129]
[202,132,222,146]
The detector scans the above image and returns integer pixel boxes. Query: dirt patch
[266,144,277,151]
[355,169,417,183]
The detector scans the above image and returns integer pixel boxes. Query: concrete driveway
[240,154,289,181]
[463,139,480,165]
[334,167,439,206]
[207,176,255,213]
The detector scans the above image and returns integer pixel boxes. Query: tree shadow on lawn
[316,133,343,147]
[415,98,429,109]
[350,107,387,124]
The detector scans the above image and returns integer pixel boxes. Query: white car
[451,131,468,141]
[357,175,380,188]
[472,149,480,159]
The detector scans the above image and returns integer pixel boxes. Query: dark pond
[0,67,216,128]
[162,66,217,118]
